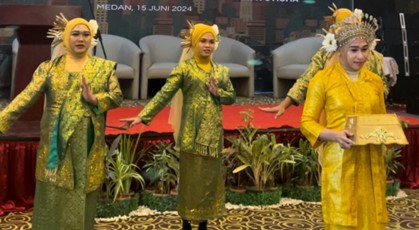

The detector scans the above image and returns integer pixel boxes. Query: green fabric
[32,118,99,230]
[139,59,235,156]
[177,151,226,223]
[47,118,60,169]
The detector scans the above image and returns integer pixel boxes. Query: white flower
[212,24,220,50]
[89,19,99,36]
[88,19,99,46]
[322,33,337,52]
[353,9,363,22]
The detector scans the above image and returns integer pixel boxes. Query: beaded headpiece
[321,4,379,53]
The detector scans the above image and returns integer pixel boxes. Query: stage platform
[1,105,419,214]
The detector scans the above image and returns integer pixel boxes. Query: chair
[139,34,255,99]
[213,36,255,97]
[271,36,323,98]
[95,34,141,99]
[139,34,182,99]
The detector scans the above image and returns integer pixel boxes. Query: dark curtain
[398,127,419,188]
[0,141,37,213]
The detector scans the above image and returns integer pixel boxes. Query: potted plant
[140,141,179,211]
[292,138,320,187]
[281,138,321,202]
[222,146,246,192]
[228,109,295,191]
[97,134,148,217]
[384,145,404,196]
[143,142,179,195]
[225,109,295,205]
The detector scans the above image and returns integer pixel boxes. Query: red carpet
[105,105,419,135]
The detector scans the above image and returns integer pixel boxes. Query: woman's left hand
[81,76,98,105]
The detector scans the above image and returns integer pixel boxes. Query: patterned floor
[1,189,418,229]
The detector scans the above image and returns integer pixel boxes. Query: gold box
[345,114,409,145]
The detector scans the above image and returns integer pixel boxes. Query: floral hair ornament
[321,4,379,53]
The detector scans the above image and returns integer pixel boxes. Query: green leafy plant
[140,191,177,212]
[96,193,140,218]
[384,145,405,180]
[105,134,148,202]
[281,184,321,202]
[143,142,179,194]
[222,147,245,190]
[225,189,282,206]
[227,109,295,191]
[292,139,321,187]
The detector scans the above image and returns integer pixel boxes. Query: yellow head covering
[191,23,216,48]
[62,18,94,49]
[333,8,353,23]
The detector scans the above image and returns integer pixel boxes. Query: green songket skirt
[177,151,226,223]
[32,118,99,230]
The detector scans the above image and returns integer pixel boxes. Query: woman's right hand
[258,97,292,119]
[320,129,355,149]
[119,116,142,129]
[258,105,286,119]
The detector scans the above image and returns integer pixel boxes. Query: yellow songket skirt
[323,145,387,230]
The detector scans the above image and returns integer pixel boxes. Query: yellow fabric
[334,8,353,23]
[194,56,211,72]
[300,63,388,228]
[287,49,387,105]
[168,48,193,142]
[63,18,93,50]
[191,23,216,48]
[0,56,123,192]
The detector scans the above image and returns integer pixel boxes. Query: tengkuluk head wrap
[191,23,216,47]
[321,4,379,53]
[62,18,94,50]
[333,8,353,24]
[47,13,99,60]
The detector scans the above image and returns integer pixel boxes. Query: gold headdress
[321,4,379,53]
[47,13,69,48]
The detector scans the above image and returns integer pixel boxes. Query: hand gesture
[80,76,97,105]
[321,129,355,149]
[208,76,219,96]
[258,105,286,119]
[120,116,142,129]
[335,130,355,149]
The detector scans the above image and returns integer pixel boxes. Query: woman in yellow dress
[0,15,123,229]
[259,7,392,119]
[300,8,388,229]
